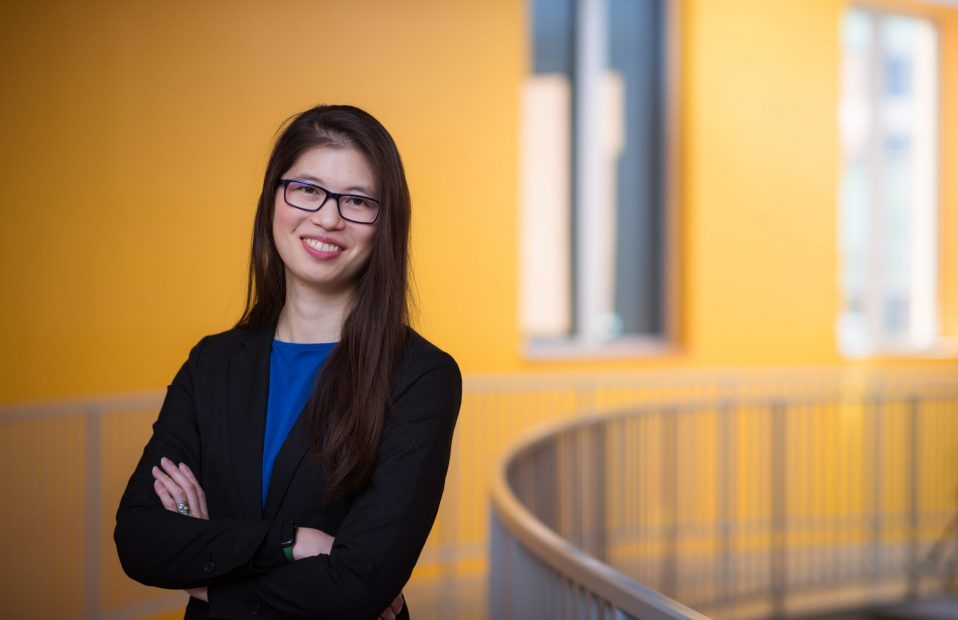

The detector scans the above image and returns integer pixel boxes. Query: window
[838,6,939,356]
[519,0,678,355]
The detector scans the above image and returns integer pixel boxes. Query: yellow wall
[3,0,955,407]
[682,0,843,366]
[0,0,524,402]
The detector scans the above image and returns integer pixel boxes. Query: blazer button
[203,560,215,573]
[252,603,263,616]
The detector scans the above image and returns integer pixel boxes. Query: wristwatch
[281,520,297,563]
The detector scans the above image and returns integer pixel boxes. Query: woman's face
[273,146,379,298]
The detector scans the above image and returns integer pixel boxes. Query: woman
[114,105,462,620]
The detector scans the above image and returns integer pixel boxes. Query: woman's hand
[152,457,209,603]
[291,526,335,559]
[379,592,404,620]
[152,457,209,520]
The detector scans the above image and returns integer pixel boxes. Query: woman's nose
[309,196,345,229]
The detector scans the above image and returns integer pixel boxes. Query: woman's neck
[275,282,351,344]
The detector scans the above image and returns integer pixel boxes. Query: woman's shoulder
[388,329,462,424]
[395,328,461,391]
[401,327,459,372]
[182,323,274,370]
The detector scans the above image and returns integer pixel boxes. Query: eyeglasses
[279,179,381,224]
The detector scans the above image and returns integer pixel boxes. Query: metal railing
[0,388,484,620]
[2,367,956,619]
[489,371,958,619]
[0,392,181,620]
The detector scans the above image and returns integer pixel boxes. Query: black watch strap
[280,520,297,563]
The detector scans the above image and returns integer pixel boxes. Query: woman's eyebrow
[344,185,376,196]
[292,174,323,184]
[290,174,376,197]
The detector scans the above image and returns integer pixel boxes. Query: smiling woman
[273,147,379,300]
[113,105,462,620]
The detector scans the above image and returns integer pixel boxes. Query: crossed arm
[151,458,404,619]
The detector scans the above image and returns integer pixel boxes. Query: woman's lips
[301,237,343,260]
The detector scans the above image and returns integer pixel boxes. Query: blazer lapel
[263,403,312,520]
[227,322,275,519]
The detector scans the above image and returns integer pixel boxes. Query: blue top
[262,339,336,507]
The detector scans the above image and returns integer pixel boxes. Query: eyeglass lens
[284,181,379,223]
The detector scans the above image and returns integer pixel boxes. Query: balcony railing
[2,367,956,619]
[490,371,958,619]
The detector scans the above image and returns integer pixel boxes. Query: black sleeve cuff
[251,519,287,571]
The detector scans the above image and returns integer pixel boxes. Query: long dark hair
[237,105,411,502]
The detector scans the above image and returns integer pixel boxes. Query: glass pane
[522,0,575,339]
[838,7,938,355]
[609,0,666,337]
[532,0,574,75]
[522,0,670,344]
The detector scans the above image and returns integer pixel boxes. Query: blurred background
[1,0,956,618]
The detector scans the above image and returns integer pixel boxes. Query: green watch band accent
[280,520,297,564]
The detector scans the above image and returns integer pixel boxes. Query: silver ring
[177,502,191,516]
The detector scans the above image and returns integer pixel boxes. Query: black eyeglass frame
[279,178,381,225]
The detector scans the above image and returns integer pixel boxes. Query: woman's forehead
[286,146,378,195]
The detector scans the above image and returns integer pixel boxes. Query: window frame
[520,0,683,360]
[839,0,958,359]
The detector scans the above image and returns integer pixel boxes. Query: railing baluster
[83,406,101,620]
[719,398,732,605]
[771,400,786,618]
[869,383,883,583]
[907,394,920,599]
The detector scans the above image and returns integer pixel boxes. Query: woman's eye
[345,196,373,209]
[297,184,319,195]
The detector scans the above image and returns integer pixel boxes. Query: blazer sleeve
[206,351,462,620]
[114,338,280,589]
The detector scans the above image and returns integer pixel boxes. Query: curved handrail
[490,414,712,620]
[489,380,958,620]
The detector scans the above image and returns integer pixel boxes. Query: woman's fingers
[159,457,202,518]
[379,591,403,618]
[390,592,404,614]
[153,479,177,511]
[186,587,209,602]
[152,462,195,517]
[153,467,189,512]
[151,458,209,519]
[178,462,209,519]
[151,465,180,498]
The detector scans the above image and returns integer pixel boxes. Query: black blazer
[114,322,462,619]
